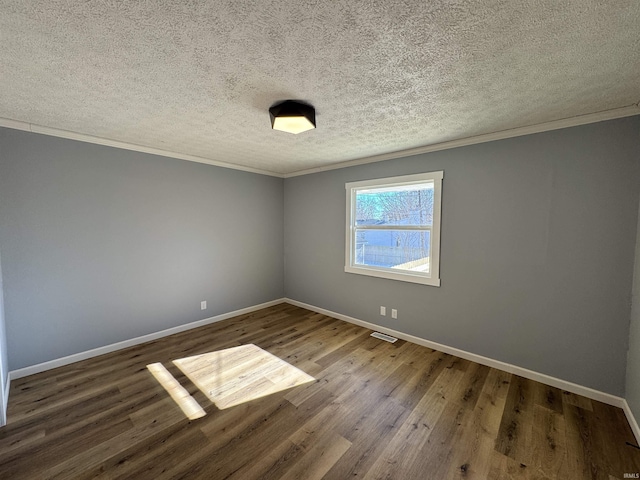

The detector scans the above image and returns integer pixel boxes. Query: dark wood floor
[1,303,639,479]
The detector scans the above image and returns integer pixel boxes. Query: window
[345,171,443,286]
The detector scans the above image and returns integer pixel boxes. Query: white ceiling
[1,1,639,176]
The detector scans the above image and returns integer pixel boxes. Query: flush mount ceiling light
[269,100,316,134]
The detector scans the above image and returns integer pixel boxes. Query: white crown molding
[284,104,640,178]
[283,298,627,409]
[1,104,638,179]
[0,118,284,178]
[8,298,285,380]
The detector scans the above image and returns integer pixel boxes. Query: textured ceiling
[0,1,639,175]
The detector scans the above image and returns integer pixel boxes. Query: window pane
[354,229,431,273]
[355,182,434,227]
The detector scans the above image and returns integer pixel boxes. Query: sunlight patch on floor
[147,362,206,420]
[173,344,316,410]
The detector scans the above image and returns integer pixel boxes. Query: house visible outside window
[345,171,443,286]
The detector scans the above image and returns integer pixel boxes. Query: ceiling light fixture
[269,100,316,134]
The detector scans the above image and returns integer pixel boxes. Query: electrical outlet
[201,301,207,310]
[380,306,386,316]
[391,309,398,319]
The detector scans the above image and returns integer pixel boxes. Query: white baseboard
[9,298,286,380]
[284,298,627,409]
[622,400,640,445]
[7,296,637,442]
[0,373,9,427]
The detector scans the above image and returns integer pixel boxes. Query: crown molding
[2,103,638,179]
[0,118,284,178]
[284,103,640,178]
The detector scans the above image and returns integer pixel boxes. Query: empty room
[1,1,640,479]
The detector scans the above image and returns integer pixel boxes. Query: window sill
[344,265,441,287]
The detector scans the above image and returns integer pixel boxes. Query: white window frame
[345,171,443,286]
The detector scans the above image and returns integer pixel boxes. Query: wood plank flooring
[1,303,639,479]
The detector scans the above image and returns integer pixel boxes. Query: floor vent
[370,332,398,343]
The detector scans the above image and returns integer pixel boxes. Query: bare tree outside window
[354,185,434,271]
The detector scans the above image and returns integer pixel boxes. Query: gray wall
[284,117,640,396]
[627,196,640,423]
[0,249,8,425]
[0,128,284,370]
[1,117,638,400]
